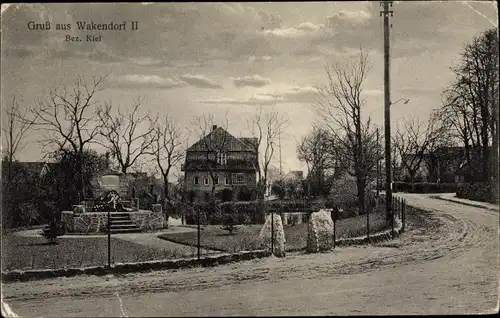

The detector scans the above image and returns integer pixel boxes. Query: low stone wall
[2,250,271,282]
[129,210,164,231]
[61,210,164,234]
[73,212,108,234]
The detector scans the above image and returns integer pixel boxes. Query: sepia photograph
[1,1,499,316]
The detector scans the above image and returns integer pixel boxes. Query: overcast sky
[1,2,498,179]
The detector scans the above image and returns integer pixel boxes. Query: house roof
[187,127,255,152]
[8,161,57,175]
[285,170,303,181]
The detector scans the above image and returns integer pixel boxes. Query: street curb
[432,196,499,212]
[1,250,271,283]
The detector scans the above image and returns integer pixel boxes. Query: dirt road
[2,194,498,316]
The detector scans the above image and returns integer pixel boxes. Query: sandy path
[2,194,498,316]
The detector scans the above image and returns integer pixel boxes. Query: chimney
[212,125,217,131]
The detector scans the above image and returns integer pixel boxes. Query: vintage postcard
[1,2,498,316]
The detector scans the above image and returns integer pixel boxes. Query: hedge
[393,182,457,193]
[182,200,328,225]
[456,182,493,203]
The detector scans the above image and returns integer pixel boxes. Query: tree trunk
[163,175,170,228]
[357,177,365,215]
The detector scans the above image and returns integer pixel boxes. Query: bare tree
[313,49,377,215]
[148,114,185,201]
[2,96,35,180]
[297,126,335,197]
[30,74,107,199]
[97,97,158,174]
[437,28,498,187]
[247,105,290,201]
[393,115,448,183]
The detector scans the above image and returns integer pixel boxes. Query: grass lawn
[1,234,198,271]
[159,211,389,253]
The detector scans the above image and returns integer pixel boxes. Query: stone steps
[109,212,141,234]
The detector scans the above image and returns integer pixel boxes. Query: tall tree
[1,96,35,181]
[393,115,448,183]
[247,106,290,202]
[438,28,498,185]
[31,74,107,200]
[148,114,185,201]
[313,49,379,216]
[297,126,335,197]
[97,97,158,174]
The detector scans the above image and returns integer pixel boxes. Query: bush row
[181,196,383,225]
[456,182,493,203]
[393,182,457,193]
[182,200,329,225]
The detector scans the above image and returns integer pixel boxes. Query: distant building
[284,170,304,182]
[400,146,487,183]
[3,161,56,177]
[181,125,258,202]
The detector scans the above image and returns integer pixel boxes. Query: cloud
[179,74,222,88]
[260,22,329,39]
[200,85,320,105]
[247,55,272,63]
[261,86,319,103]
[325,10,371,28]
[233,75,272,87]
[110,74,185,89]
[201,84,382,106]
[297,21,323,31]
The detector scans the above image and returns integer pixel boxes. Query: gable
[187,127,254,152]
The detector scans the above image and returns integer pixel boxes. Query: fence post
[107,209,111,268]
[398,198,401,219]
[197,207,201,260]
[333,208,337,249]
[271,210,274,255]
[366,201,370,240]
[402,199,406,232]
[391,197,395,239]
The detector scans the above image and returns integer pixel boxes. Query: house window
[214,176,219,185]
[225,177,230,185]
[232,173,246,185]
[217,152,227,165]
[194,176,199,186]
[204,177,210,186]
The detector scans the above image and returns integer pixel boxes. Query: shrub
[456,182,493,202]
[236,187,253,201]
[220,203,238,234]
[215,189,234,202]
[307,210,334,253]
[393,182,457,193]
[40,217,66,244]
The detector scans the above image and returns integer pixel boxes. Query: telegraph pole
[279,132,283,177]
[380,1,394,236]
[376,128,380,197]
